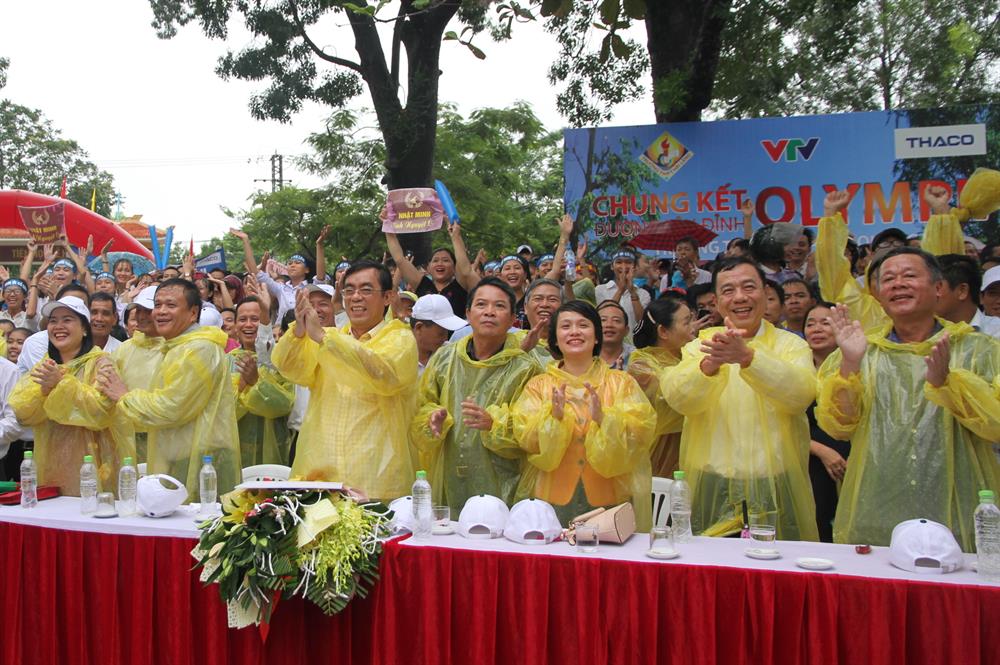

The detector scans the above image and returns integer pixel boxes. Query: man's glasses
[342,287,382,297]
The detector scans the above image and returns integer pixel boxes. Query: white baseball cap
[305,283,335,298]
[458,494,509,539]
[516,244,533,255]
[388,496,418,534]
[136,474,188,518]
[412,294,467,331]
[982,266,1000,292]
[965,235,985,252]
[127,285,157,311]
[41,295,91,322]
[503,498,562,545]
[200,305,223,328]
[889,518,964,574]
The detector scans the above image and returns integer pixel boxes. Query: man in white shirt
[594,250,651,330]
[0,357,25,480]
[936,255,1000,339]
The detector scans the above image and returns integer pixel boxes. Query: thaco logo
[640,130,694,180]
[761,138,820,163]
[894,124,986,159]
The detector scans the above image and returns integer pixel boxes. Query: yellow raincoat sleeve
[116,339,225,428]
[815,349,866,441]
[410,354,454,455]
[10,368,48,426]
[627,352,683,436]
[239,366,294,420]
[584,374,656,478]
[921,213,964,256]
[659,334,729,416]
[815,214,888,331]
[739,338,816,414]
[924,369,1000,442]
[318,323,416,396]
[43,365,114,431]
[271,324,321,388]
[513,376,575,472]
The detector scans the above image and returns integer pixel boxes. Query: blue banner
[563,105,999,257]
[195,247,227,273]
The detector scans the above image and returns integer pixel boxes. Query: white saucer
[646,548,680,560]
[795,557,834,570]
[745,547,781,560]
[432,524,455,536]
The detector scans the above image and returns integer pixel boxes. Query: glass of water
[648,526,675,555]
[576,525,599,553]
[749,511,777,545]
[432,505,451,534]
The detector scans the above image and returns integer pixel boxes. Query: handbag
[564,502,636,545]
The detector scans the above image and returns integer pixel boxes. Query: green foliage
[0,57,7,89]
[0,100,116,217]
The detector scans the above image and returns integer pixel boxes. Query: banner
[196,247,227,273]
[563,105,999,257]
[17,202,66,244]
[380,188,444,234]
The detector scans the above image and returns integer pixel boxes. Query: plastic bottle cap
[980,489,996,502]
[24,451,33,459]
[203,455,213,464]
[416,470,427,480]
[83,455,94,463]
[124,456,133,466]
[673,470,686,481]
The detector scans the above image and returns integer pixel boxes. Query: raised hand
[584,383,602,425]
[429,408,448,438]
[235,354,259,388]
[828,304,867,375]
[740,198,754,218]
[100,239,114,256]
[316,225,331,243]
[520,315,547,351]
[924,333,951,388]
[31,359,65,395]
[823,189,852,217]
[461,398,494,431]
[924,185,952,216]
[0,265,9,282]
[558,213,574,239]
[229,227,249,241]
[551,384,567,421]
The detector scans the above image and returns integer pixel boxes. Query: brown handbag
[565,502,636,545]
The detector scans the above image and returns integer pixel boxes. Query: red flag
[59,177,67,199]
[189,237,194,257]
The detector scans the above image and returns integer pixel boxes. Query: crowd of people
[1,183,999,551]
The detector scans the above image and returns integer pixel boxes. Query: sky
[1,1,653,250]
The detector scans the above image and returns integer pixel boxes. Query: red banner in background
[18,202,66,243]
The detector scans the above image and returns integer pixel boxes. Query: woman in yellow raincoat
[10,296,133,495]
[231,297,293,467]
[627,295,696,478]
[512,300,655,529]
[111,286,162,464]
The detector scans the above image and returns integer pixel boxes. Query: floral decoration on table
[191,486,392,628]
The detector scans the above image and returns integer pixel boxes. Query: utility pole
[254,152,285,192]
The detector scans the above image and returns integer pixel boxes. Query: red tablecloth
[2,520,1000,665]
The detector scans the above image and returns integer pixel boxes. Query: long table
[2,497,999,665]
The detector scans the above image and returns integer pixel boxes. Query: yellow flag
[89,188,96,211]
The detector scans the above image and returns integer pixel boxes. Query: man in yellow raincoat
[231,296,294,468]
[412,278,543,510]
[97,279,241,500]
[661,257,819,540]
[817,248,1000,551]
[111,286,163,464]
[273,261,417,501]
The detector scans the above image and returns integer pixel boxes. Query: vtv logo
[761,138,820,163]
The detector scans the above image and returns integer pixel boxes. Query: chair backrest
[241,464,292,482]
[651,476,674,528]
[137,463,147,477]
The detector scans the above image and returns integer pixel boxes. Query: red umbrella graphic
[625,219,717,252]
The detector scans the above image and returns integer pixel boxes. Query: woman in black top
[385,225,478,317]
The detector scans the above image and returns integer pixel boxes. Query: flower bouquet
[191,486,392,628]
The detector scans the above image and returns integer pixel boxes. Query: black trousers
[1,440,31,482]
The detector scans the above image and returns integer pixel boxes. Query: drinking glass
[648,526,675,554]
[95,492,117,518]
[432,505,451,534]
[749,511,777,545]
[576,525,599,553]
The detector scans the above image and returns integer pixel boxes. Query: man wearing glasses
[273,260,418,501]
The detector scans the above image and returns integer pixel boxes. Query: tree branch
[289,0,363,73]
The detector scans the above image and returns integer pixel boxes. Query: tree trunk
[645,0,732,123]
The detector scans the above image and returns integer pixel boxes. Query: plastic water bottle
[975,489,1000,582]
[412,470,432,539]
[565,250,577,282]
[80,455,98,514]
[19,451,37,509]
[118,456,138,517]
[670,470,693,543]
[199,455,218,518]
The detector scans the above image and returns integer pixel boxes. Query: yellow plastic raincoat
[10,347,135,496]
[115,326,240,501]
[627,346,684,478]
[661,321,819,540]
[230,348,294,468]
[111,331,164,464]
[272,318,417,500]
[512,358,655,530]
[815,212,963,332]
[411,334,542,511]
[816,319,1000,551]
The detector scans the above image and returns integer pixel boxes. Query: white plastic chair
[651,476,674,528]
[241,464,292,482]
[137,463,147,477]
